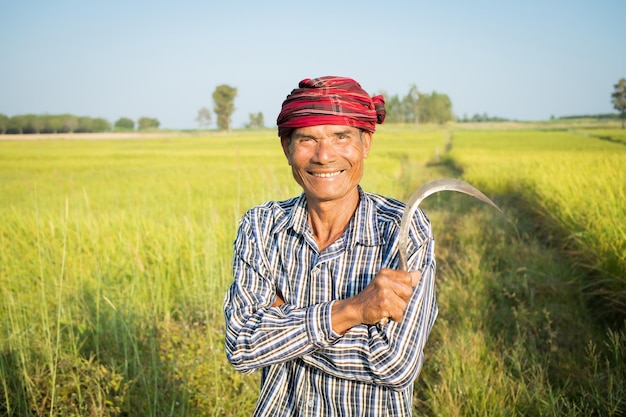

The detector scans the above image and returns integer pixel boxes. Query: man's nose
[313,138,336,163]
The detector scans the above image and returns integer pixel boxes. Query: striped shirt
[224,187,438,416]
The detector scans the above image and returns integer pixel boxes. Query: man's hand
[331,269,422,334]
[271,289,285,308]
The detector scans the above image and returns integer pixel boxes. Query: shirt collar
[280,187,385,248]
[348,187,385,247]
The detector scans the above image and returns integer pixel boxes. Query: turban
[276,76,386,137]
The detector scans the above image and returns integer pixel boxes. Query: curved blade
[398,178,502,271]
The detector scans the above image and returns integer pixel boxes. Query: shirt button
[307,399,315,408]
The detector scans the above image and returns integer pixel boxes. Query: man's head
[276,76,386,206]
[276,76,386,139]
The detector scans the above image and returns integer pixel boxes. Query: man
[224,76,437,416]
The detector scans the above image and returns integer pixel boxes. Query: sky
[1,0,624,130]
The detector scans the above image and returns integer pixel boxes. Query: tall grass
[0,129,445,415]
[0,132,296,415]
[445,129,626,321]
[416,189,625,416]
[1,126,624,415]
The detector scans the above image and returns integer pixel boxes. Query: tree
[77,116,93,133]
[377,91,402,123]
[246,112,264,129]
[138,117,160,130]
[375,85,453,125]
[62,114,79,133]
[403,84,420,124]
[195,107,212,129]
[47,115,64,133]
[427,92,453,124]
[0,114,8,134]
[612,78,626,129]
[91,118,111,132]
[115,117,134,131]
[8,115,26,134]
[22,114,39,133]
[0,114,111,134]
[212,84,237,132]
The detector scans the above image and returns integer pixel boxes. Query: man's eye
[296,137,315,146]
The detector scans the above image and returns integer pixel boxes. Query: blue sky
[1,0,624,129]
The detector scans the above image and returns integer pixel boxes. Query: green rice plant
[0,133,294,415]
[446,129,626,322]
[415,184,625,416]
[573,128,626,145]
[0,127,447,415]
[2,125,624,416]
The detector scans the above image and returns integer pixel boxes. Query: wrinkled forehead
[291,125,361,137]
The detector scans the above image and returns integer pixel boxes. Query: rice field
[446,128,626,318]
[0,124,624,416]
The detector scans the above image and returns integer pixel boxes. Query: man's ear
[361,131,373,159]
[280,136,292,165]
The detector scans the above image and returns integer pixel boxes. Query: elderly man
[224,76,437,416]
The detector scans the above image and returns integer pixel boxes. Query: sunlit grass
[0,125,624,415]
[447,129,626,319]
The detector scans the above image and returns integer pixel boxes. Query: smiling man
[224,76,438,416]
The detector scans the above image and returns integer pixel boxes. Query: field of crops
[447,128,626,317]
[1,124,624,416]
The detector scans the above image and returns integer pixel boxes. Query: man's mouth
[310,170,344,178]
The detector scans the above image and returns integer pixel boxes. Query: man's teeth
[312,171,341,178]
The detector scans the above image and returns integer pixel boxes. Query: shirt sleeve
[223,213,341,373]
[300,209,438,390]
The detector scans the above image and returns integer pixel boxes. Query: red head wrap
[276,76,386,137]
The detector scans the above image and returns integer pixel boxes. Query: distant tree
[403,84,420,124]
[558,113,617,120]
[47,115,65,133]
[612,78,626,129]
[212,84,237,132]
[246,112,264,129]
[0,113,8,134]
[416,91,453,124]
[91,118,111,132]
[1,114,111,134]
[429,92,453,124]
[115,117,135,131]
[22,114,37,133]
[379,92,403,123]
[138,117,160,130]
[376,86,453,125]
[77,116,93,133]
[195,106,212,129]
[8,115,26,134]
[466,112,510,123]
[62,114,79,133]
[26,114,47,133]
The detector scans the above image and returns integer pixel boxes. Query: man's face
[281,125,372,206]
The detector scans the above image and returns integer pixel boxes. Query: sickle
[398,178,502,271]
[379,178,502,326]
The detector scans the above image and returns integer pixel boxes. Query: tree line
[201,83,458,132]
[6,78,622,133]
[0,114,160,134]
[380,85,455,124]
